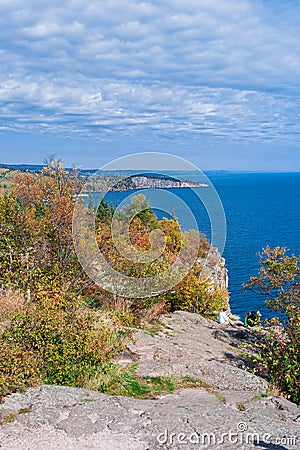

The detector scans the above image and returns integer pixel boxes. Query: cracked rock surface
[0,311,299,449]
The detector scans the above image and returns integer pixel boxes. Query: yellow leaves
[260,245,287,260]
[166,268,228,314]
[0,340,41,399]
[0,160,89,299]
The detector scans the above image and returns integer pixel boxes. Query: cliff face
[130,175,207,190]
[198,248,230,309]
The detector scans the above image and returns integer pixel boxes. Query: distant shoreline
[1,163,300,175]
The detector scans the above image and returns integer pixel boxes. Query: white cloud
[0,0,299,146]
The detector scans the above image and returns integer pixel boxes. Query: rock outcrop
[198,247,229,292]
[0,311,299,449]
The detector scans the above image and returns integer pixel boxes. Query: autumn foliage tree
[0,159,92,299]
[245,246,300,315]
[0,194,28,290]
[245,246,300,405]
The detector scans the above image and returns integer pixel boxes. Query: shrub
[0,341,41,399]
[165,269,228,314]
[0,296,129,398]
[260,308,300,405]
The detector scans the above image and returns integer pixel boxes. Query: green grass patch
[4,413,16,423]
[84,364,210,399]
[213,392,226,403]
[18,407,31,414]
[250,393,270,402]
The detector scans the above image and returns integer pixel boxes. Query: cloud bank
[0,0,299,148]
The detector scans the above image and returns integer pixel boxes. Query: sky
[0,0,300,170]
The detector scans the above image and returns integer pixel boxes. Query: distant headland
[0,164,208,193]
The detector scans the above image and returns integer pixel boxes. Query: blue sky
[0,0,300,170]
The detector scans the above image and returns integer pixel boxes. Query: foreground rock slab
[0,311,299,449]
[0,385,299,450]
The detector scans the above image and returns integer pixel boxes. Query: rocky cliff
[198,247,230,309]
[199,248,228,291]
[129,175,207,190]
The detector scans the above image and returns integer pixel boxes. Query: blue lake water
[95,172,300,320]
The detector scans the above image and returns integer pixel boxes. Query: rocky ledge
[0,311,299,449]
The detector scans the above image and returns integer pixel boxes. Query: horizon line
[1,163,300,174]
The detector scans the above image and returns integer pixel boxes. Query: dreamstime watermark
[72,152,226,298]
[156,422,299,447]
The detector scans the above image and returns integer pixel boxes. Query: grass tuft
[84,364,211,399]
